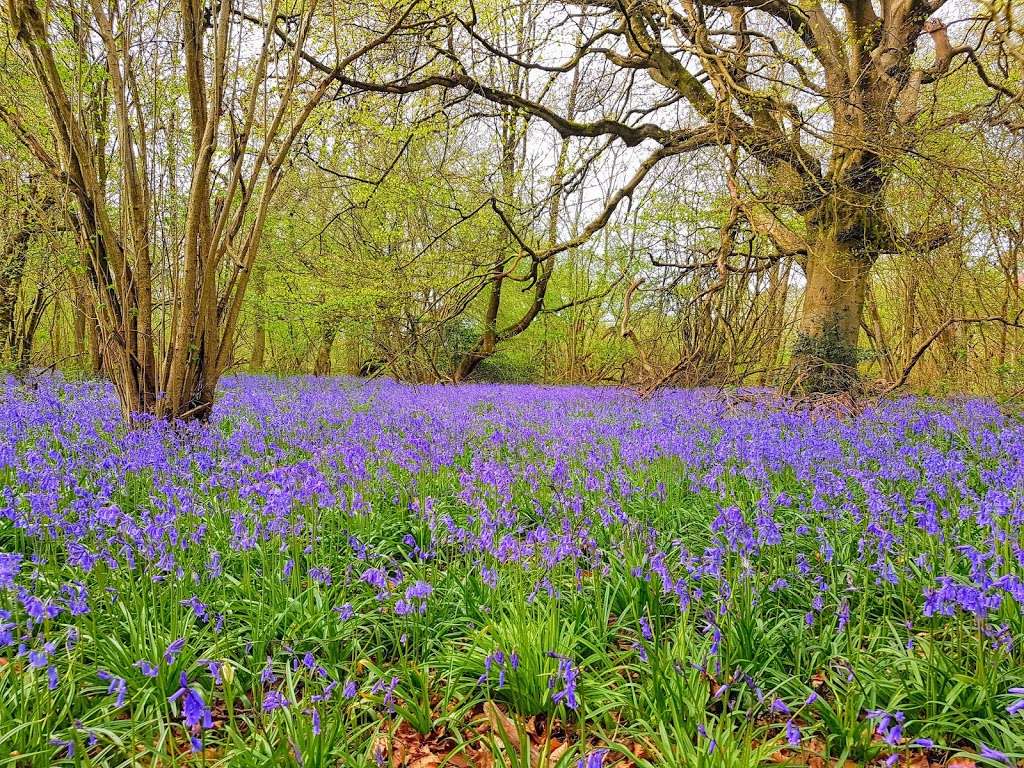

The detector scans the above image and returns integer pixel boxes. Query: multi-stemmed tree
[1,0,425,418]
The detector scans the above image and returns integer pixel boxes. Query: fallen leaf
[483,701,520,747]
[409,755,441,768]
[545,742,568,767]
[469,746,495,768]
[628,742,647,760]
[901,752,929,768]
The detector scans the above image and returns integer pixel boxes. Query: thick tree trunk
[789,235,871,393]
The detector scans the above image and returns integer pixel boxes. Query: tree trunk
[86,296,102,375]
[453,31,581,383]
[789,235,871,393]
[0,227,31,365]
[865,286,896,381]
[313,327,336,376]
[251,322,266,373]
[454,272,502,382]
[17,284,47,371]
[250,265,267,372]
[72,293,87,365]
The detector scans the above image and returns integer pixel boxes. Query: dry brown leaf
[389,741,409,766]
[901,752,929,768]
[469,746,495,768]
[628,742,647,761]
[947,760,977,768]
[544,741,568,767]
[409,755,441,768]
[483,702,520,747]
[806,739,825,753]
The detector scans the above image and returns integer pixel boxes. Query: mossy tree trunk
[790,234,872,393]
[0,227,31,365]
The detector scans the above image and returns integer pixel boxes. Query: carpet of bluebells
[1,375,1023,768]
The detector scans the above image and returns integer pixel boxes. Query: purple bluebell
[168,673,212,729]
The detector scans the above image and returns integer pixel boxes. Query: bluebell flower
[548,654,578,710]
[168,673,212,729]
[577,748,608,768]
[163,637,185,665]
[0,553,22,589]
[771,698,790,716]
[98,670,127,708]
[49,738,74,758]
[180,596,208,621]
[785,719,800,746]
[979,743,1010,764]
[370,675,398,712]
[260,657,276,685]
[262,690,290,711]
